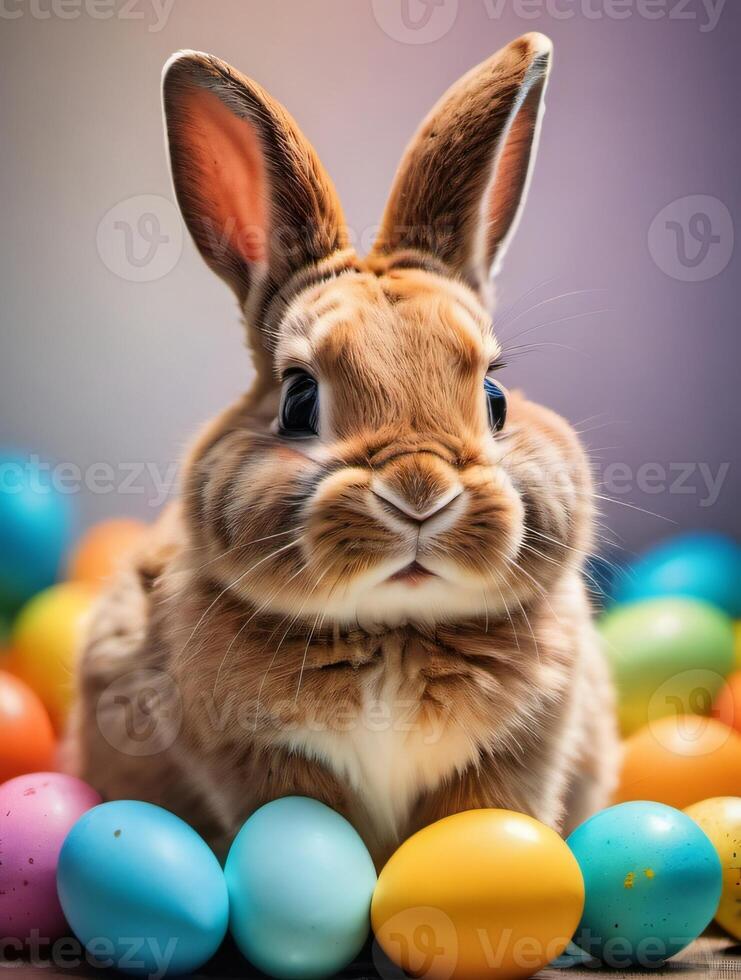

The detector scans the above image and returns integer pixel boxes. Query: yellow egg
[8,583,95,731]
[371,810,584,980]
[685,797,741,940]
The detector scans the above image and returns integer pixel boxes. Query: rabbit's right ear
[162,51,348,313]
[373,33,552,302]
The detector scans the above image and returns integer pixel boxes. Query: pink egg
[0,771,101,941]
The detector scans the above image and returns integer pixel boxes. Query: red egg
[0,670,56,782]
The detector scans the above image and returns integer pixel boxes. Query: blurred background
[1,0,739,552]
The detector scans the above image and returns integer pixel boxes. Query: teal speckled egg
[57,801,228,976]
[568,802,722,967]
[225,797,377,979]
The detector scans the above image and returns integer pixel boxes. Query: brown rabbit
[69,33,618,866]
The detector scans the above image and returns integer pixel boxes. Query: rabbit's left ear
[162,51,348,313]
[373,33,552,301]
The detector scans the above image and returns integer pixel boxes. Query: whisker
[178,536,304,659]
[498,288,608,339]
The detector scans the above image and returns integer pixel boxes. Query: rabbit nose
[371,453,463,525]
[373,483,462,524]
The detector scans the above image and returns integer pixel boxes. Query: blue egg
[225,797,377,979]
[0,452,73,611]
[616,532,741,618]
[57,801,228,976]
[568,802,722,967]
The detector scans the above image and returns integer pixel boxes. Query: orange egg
[614,715,741,809]
[67,518,147,586]
[714,671,741,733]
[0,669,56,782]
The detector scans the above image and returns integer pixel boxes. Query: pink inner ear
[182,87,269,265]
[483,81,542,272]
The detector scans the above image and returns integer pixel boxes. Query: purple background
[1,0,739,562]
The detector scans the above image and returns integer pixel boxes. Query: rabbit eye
[279,370,319,438]
[484,377,507,432]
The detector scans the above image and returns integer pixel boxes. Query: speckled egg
[685,797,741,940]
[568,802,722,967]
[0,772,101,941]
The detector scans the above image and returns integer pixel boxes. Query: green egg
[598,598,734,736]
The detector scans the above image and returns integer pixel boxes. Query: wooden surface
[2,933,739,979]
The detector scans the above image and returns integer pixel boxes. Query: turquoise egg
[57,801,228,976]
[616,532,741,618]
[0,451,73,611]
[568,802,722,966]
[225,797,377,979]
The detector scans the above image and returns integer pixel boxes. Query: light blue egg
[616,532,741,618]
[568,802,722,967]
[57,801,228,976]
[225,797,377,980]
[0,452,74,611]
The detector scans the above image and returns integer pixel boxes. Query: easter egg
[0,772,101,941]
[685,797,741,939]
[67,518,147,586]
[615,532,741,618]
[8,582,95,729]
[57,800,228,977]
[372,809,584,980]
[735,622,741,670]
[568,801,722,966]
[0,452,74,611]
[615,715,741,809]
[598,598,734,735]
[0,670,56,781]
[225,797,376,979]
[714,670,741,733]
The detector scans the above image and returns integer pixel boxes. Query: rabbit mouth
[386,560,438,585]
